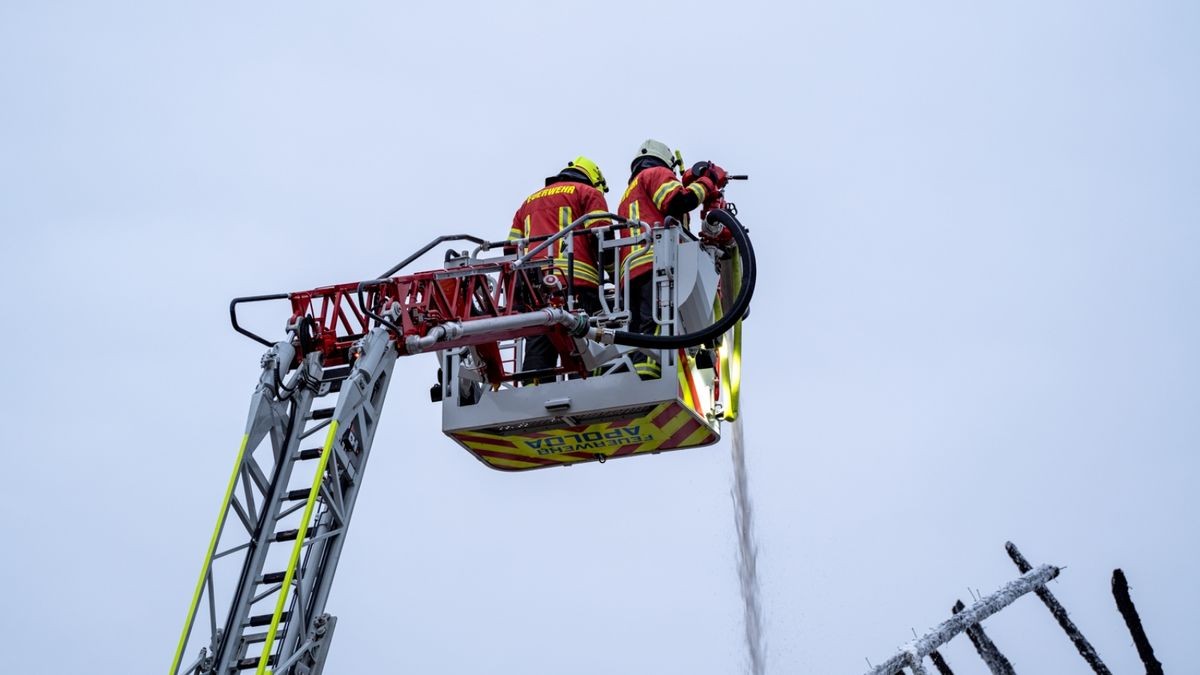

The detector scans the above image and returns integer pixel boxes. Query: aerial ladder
[169,191,755,674]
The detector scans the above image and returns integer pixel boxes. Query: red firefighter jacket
[616,165,712,281]
[509,178,610,288]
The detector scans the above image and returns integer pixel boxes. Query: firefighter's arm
[686,163,733,245]
[649,167,717,219]
[680,162,727,208]
[508,209,524,241]
[505,210,524,255]
[582,188,611,229]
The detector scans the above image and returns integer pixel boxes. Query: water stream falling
[731,416,766,675]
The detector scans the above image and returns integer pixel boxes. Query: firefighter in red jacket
[617,139,728,379]
[509,156,611,381]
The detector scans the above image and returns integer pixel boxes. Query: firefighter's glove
[689,161,729,188]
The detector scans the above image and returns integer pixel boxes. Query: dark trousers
[627,275,662,379]
[628,273,655,334]
[522,288,603,383]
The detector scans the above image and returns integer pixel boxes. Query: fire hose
[609,208,756,350]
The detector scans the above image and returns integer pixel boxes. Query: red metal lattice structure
[234,254,586,381]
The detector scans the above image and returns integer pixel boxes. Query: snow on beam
[953,599,1016,675]
[928,650,954,675]
[865,565,1059,675]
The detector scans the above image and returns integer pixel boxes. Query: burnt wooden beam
[1112,569,1164,675]
[928,650,954,675]
[953,599,1016,675]
[1004,541,1111,674]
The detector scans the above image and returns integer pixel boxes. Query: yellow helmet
[567,156,608,193]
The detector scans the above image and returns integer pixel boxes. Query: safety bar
[514,212,631,266]
[377,234,496,279]
[230,293,291,347]
[509,223,626,247]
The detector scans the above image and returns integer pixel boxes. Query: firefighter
[617,139,728,379]
[509,156,611,381]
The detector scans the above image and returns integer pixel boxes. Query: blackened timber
[929,650,954,675]
[900,652,954,675]
[1112,569,1164,675]
[1004,542,1111,675]
[865,566,1059,675]
[952,600,1016,675]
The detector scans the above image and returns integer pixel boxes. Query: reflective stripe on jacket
[509,179,610,287]
[616,165,710,281]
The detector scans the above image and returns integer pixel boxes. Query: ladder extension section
[170,328,397,675]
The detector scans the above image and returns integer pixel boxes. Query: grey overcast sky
[2,1,1197,673]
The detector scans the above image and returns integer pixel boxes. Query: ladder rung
[507,366,559,382]
[261,571,286,584]
[297,448,323,460]
[322,365,352,382]
[248,611,289,627]
[319,364,352,394]
[240,630,268,644]
[275,529,299,542]
[309,407,335,420]
[283,488,311,502]
[236,655,275,670]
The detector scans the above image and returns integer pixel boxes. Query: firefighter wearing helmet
[617,139,729,379]
[509,156,611,381]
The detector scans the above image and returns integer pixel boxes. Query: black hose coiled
[612,209,756,349]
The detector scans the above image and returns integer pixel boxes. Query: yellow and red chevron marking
[450,400,717,472]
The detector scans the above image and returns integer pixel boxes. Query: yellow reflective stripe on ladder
[718,325,731,419]
[255,420,340,675]
[721,250,743,421]
[726,319,742,420]
[171,433,251,675]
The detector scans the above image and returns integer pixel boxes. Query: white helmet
[634,138,676,169]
